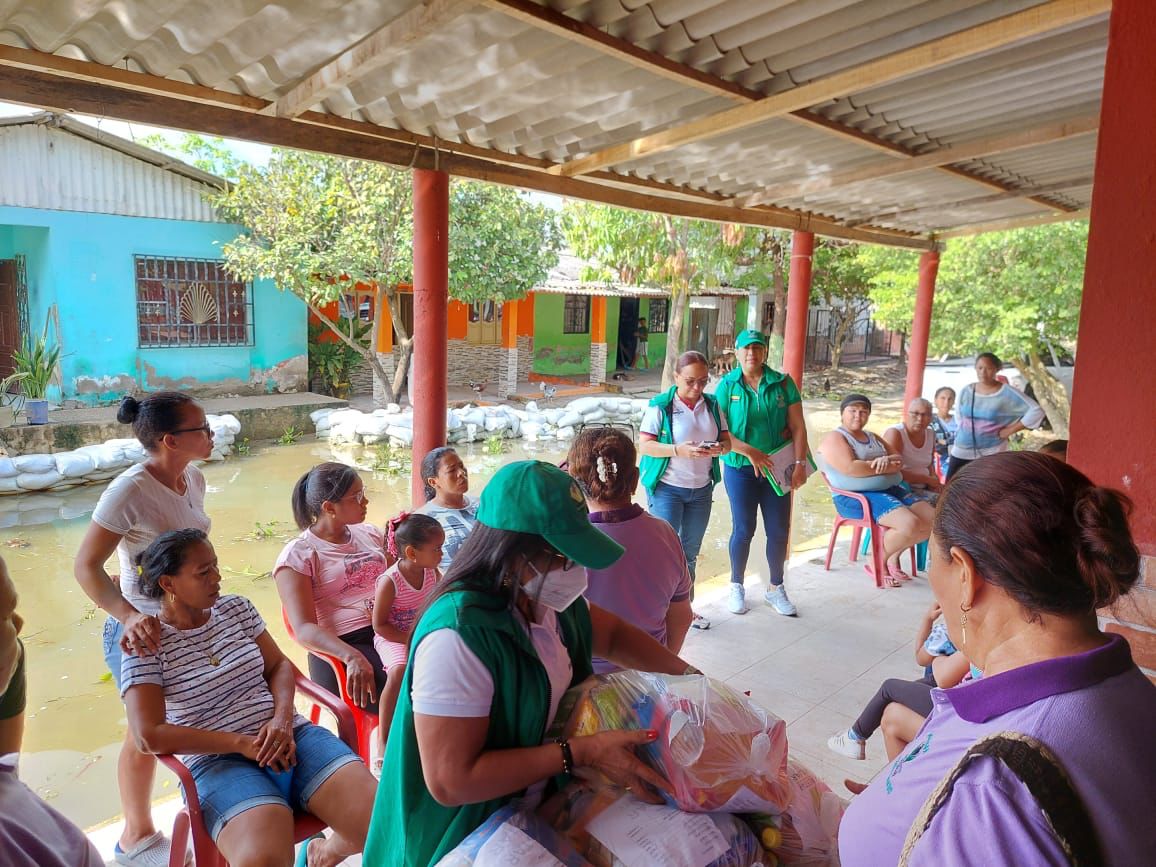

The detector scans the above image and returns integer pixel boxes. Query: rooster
[539,381,558,404]
[467,381,487,401]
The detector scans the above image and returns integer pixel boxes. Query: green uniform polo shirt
[715,365,801,468]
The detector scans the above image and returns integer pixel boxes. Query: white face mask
[522,556,588,612]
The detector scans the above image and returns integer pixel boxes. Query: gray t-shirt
[415,497,478,572]
[92,463,211,615]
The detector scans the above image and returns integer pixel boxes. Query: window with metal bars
[135,256,254,348]
[562,295,590,334]
[648,299,669,334]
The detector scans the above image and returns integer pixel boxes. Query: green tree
[717,227,792,367]
[810,240,876,370]
[136,132,248,181]
[561,203,730,388]
[213,152,560,403]
[865,222,1088,433]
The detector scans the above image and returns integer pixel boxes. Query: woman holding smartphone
[639,350,731,630]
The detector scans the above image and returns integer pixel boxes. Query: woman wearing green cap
[715,329,810,617]
[364,460,695,867]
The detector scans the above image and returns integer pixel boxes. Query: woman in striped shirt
[947,353,1044,480]
[122,529,376,867]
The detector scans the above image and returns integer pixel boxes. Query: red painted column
[411,169,449,505]
[903,250,940,407]
[1068,0,1156,674]
[782,230,814,387]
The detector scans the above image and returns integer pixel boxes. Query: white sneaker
[764,585,798,617]
[691,611,711,630]
[728,584,748,614]
[828,730,866,760]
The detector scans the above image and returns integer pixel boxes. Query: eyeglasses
[681,377,710,387]
[171,425,212,436]
[342,490,367,505]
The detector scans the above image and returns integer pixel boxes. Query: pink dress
[372,563,441,670]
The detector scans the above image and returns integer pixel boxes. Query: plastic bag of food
[543,784,762,867]
[558,672,790,814]
[435,804,592,867]
[745,761,845,866]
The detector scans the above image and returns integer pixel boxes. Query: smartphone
[697,441,720,449]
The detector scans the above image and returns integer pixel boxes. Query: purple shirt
[839,634,1156,866]
[584,505,692,674]
[0,756,102,866]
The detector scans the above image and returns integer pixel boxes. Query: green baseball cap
[476,461,625,569]
[735,328,769,349]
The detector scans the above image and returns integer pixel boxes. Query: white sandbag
[556,411,583,429]
[446,411,463,431]
[568,396,604,415]
[465,423,479,442]
[0,477,20,494]
[617,399,635,414]
[17,470,63,491]
[361,434,388,445]
[326,409,365,428]
[543,409,564,425]
[525,400,539,413]
[13,454,55,474]
[54,452,96,478]
[386,403,402,414]
[582,409,607,424]
[211,414,242,435]
[503,414,521,437]
[355,416,391,437]
[74,443,129,471]
[0,457,16,478]
[386,414,413,429]
[483,415,509,433]
[121,442,148,463]
[459,409,486,428]
[315,416,334,433]
[556,426,575,439]
[386,426,414,446]
[310,408,335,424]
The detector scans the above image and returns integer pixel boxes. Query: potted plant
[12,334,61,425]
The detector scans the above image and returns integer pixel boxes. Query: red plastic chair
[281,610,378,763]
[821,474,917,588]
[159,671,358,867]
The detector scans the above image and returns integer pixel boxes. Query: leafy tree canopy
[137,132,248,182]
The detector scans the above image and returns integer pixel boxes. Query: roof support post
[411,168,450,505]
[1070,0,1156,574]
[904,251,940,408]
[500,301,519,399]
[782,231,814,389]
[590,297,608,386]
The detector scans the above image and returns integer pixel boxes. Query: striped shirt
[120,595,305,773]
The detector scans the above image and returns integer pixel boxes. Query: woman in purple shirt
[839,451,1155,866]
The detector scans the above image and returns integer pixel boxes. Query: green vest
[715,365,800,469]
[364,589,594,867]
[639,386,724,493]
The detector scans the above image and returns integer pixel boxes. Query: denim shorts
[190,723,361,839]
[833,484,920,520]
[102,616,125,691]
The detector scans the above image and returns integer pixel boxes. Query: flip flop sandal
[865,563,901,589]
[295,833,325,867]
[888,564,913,582]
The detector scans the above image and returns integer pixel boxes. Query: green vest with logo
[639,386,724,493]
[363,589,594,867]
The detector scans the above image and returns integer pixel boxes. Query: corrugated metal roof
[0,0,1110,243]
[0,113,225,221]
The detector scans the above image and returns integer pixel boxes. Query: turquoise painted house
[0,113,306,404]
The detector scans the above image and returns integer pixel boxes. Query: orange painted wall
[448,301,468,340]
[517,295,535,337]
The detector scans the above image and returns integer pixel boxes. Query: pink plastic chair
[159,671,357,867]
[822,473,917,588]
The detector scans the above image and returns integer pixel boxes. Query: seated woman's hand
[343,650,378,708]
[572,729,671,805]
[119,611,162,656]
[254,715,297,771]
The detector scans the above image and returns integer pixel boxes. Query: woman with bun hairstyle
[74,392,213,866]
[274,463,388,711]
[839,452,1156,866]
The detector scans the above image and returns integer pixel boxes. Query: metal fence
[804,307,904,368]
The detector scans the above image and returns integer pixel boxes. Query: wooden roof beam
[261,0,477,118]
[0,61,934,251]
[550,0,1111,178]
[739,114,1099,208]
[936,208,1090,238]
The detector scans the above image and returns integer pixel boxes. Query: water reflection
[7,436,834,828]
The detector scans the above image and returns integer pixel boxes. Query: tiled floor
[87,540,935,864]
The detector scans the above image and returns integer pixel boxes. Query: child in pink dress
[372,512,444,753]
